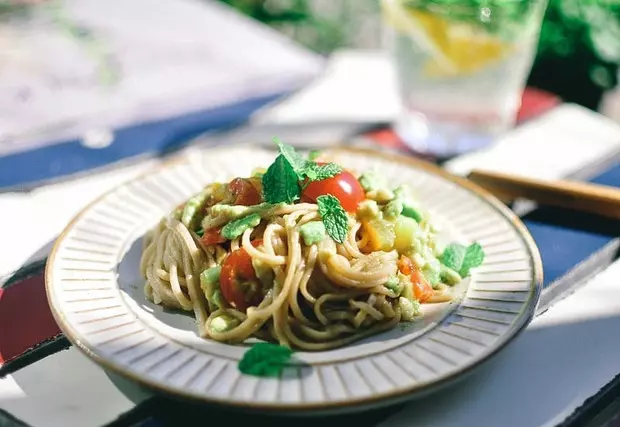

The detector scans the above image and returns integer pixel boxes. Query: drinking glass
[382,0,549,157]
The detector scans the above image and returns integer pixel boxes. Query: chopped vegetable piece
[402,203,423,222]
[362,218,396,251]
[394,216,419,252]
[399,297,420,321]
[200,228,226,246]
[221,213,261,240]
[384,275,402,294]
[384,198,404,219]
[220,240,264,311]
[440,264,462,286]
[398,255,434,303]
[229,177,262,206]
[181,190,209,229]
[299,221,326,245]
[358,170,387,192]
[210,314,239,333]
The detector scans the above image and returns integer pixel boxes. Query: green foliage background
[220,0,620,109]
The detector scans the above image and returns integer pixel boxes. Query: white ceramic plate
[46,146,542,414]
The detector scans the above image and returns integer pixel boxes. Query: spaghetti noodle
[140,144,483,350]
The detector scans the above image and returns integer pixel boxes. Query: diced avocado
[367,188,395,203]
[181,190,210,229]
[357,200,381,220]
[252,257,275,289]
[358,170,387,192]
[221,213,261,240]
[209,314,239,333]
[393,184,410,200]
[440,264,462,286]
[200,266,221,289]
[210,204,252,220]
[384,275,402,295]
[200,266,222,310]
[384,199,404,220]
[398,272,414,300]
[211,289,225,309]
[423,258,441,288]
[399,297,421,321]
[299,221,326,246]
[394,216,419,252]
[402,203,423,223]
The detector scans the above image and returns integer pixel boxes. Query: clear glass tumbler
[382,0,549,157]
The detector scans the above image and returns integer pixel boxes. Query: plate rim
[45,146,543,412]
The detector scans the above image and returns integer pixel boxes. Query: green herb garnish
[303,162,343,182]
[262,154,300,204]
[441,242,485,277]
[274,137,307,179]
[238,343,294,377]
[460,242,485,276]
[262,139,345,204]
[317,194,349,244]
[221,213,262,240]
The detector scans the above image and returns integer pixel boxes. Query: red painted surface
[0,273,61,364]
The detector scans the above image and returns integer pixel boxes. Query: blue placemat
[0,92,284,191]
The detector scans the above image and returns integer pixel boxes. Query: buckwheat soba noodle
[140,143,484,351]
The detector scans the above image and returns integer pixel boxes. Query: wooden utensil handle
[467,169,620,220]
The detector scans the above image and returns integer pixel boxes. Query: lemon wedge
[381,0,512,77]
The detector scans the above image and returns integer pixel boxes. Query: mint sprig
[262,138,345,204]
[317,194,348,244]
[238,342,293,377]
[262,154,300,204]
[303,162,343,182]
[274,137,306,179]
[441,242,485,277]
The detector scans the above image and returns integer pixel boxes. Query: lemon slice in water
[381,0,512,77]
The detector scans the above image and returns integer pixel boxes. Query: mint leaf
[441,243,467,273]
[303,162,343,182]
[274,138,306,178]
[317,194,348,244]
[262,154,300,204]
[238,343,293,377]
[221,213,261,240]
[460,243,485,276]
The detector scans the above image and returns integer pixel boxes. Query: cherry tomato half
[220,240,263,311]
[200,228,226,246]
[397,255,434,303]
[229,177,262,206]
[301,169,365,213]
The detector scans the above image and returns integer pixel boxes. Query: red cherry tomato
[200,228,226,246]
[229,177,262,206]
[220,240,263,311]
[397,256,434,303]
[301,169,365,213]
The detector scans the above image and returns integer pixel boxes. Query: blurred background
[219,0,620,113]
[0,0,619,186]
